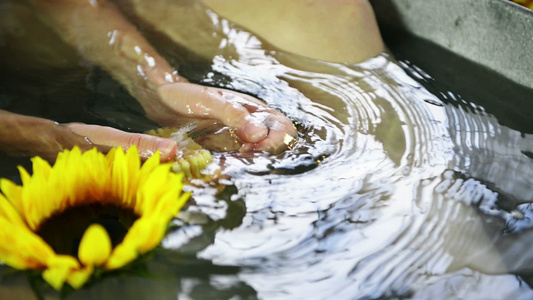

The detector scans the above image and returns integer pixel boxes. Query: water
[1,5,533,300]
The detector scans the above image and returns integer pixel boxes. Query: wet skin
[6,0,384,161]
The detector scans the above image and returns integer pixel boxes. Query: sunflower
[511,0,533,9]
[0,146,190,290]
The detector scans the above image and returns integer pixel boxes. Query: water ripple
[176,40,532,299]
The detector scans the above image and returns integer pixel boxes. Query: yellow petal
[123,145,142,203]
[67,265,94,289]
[42,266,71,290]
[111,148,127,199]
[131,218,167,254]
[0,194,25,226]
[30,156,52,179]
[0,178,22,208]
[136,164,174,215]
[16,166,31,186]
[151,188,188,221]
[105,146,118,163]
[105,217,166,270]
[78,224,112,266]
[125,145,141,170]
[0,219,54,269]
[138,150,161,180]
[105,242,138,270]
[47,254,80,269]
[175,192,191,216]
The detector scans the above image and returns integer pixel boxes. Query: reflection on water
[173,23,532,299]
[1,6,533,300]
[188,52,533,299]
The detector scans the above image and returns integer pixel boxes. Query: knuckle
[126,134,143,148]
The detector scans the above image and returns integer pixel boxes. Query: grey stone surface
[371,0,533,89]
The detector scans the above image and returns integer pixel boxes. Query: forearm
[112,0,223,59]
[0,110,178,161]
[28,0,186,116]
[202,0,384,63]
[0,110,92,161]
[24,0,297,154]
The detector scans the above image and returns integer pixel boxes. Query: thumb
[157,83,269,143]
[67,123,177,161]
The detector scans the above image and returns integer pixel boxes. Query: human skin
[111,0,383,64]
[201,0,384,63]
[0,110,178,162]
[0,0,382,162]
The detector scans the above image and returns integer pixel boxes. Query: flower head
[0,146,190,290]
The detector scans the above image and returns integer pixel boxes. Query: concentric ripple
[163,13,533,300]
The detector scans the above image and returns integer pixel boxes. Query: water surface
[1,7,533,300]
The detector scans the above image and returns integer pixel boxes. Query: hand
[0,110,177,162]
[26,0,297,155]
[66,123,178,161]
[156,83,297,154]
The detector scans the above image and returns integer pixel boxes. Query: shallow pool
[0,5,532,300]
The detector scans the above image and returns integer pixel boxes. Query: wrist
[0,111,91,161]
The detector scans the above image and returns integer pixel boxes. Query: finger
[240,132,297,154]
[158,83,269,143]
[240,116,298,154]
[67,123,178,161]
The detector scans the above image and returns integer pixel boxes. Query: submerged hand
[156,83,297,154]
[66,124,178,161]
[23,0,297,156]
[0,111,178,162]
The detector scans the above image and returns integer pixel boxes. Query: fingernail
[249,130,268,142]
[240,143,255,153]
[242,115,268,143]
[156,140,178,161]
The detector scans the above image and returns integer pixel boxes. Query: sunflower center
[35,204,139,258]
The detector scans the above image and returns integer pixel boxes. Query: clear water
[1,7,533,300]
